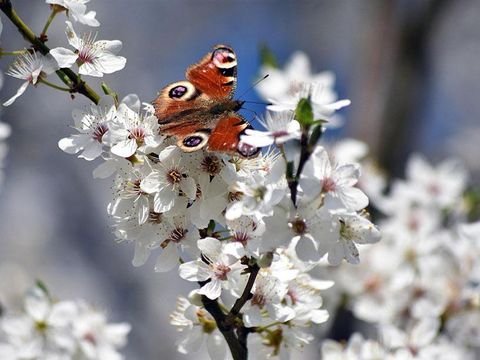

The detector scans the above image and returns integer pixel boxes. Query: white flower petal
[79,141,103,161]
[207,333,227,360]
[198,279,222,300]
[154,243,180,272]
[110,138,137,157]
[65,21,82,49]
[95,54,127,74]
[198,237,222,260]
[179,261,211,281]
[3,81,29,106]
[50,47,78,68]
[132,241,150,267]
[180,176,197,200]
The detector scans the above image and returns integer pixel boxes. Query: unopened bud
[258,252,274,268]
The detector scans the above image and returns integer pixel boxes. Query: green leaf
[464,187,480,221]
[35,279,50,298]
[259,44,278,68]
[295,98,314,127]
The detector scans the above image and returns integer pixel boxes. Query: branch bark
[200,263,259,360]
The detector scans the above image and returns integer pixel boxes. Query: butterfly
[153,45,259,158]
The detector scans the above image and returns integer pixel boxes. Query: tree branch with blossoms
[0,2,383,360]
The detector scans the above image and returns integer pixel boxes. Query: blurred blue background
[1,1,480,359]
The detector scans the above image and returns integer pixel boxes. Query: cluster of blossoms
[0,284,130,359]
[53,47,380,358]
[325,153,480,358]
[2,2,386,358]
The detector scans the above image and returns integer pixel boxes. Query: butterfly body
[154,45,258,157]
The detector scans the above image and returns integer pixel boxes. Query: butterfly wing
[154,45,257,157]
[154,44,237,122]
[186,44,237,99]
[206,113,259,157]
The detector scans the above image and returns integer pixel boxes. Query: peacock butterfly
[153,45,259,158]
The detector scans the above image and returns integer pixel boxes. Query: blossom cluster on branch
[323,153,480,359]
[3,1,478,360]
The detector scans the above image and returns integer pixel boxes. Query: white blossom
[108,97,163,158]
[170,296,227,360]
[50,21,126,77]
[300,146,369,211]
[46,0,100,27]
[58,102,116,160]
[3,51,58,106]
[0,285,130,360]
[240,110,301,148]
[179,237,245,300]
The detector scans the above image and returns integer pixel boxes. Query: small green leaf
[35,280,50,297]
[259,44,278,68]
[295,98,314,127]
[464,187,480,221]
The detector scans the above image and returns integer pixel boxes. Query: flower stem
[40,7,58,37]
[0,49,28,56]
[38,77,71,92]
[0,0,101,105]
[289,129,311,205]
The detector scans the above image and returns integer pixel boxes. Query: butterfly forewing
[186,45,237,99]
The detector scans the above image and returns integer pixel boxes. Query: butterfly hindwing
[206,114,259,157]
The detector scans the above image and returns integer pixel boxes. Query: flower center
[251,292,267,308]
[253,186,267,201]
[201,155,222,175]
[77,33,99,64]
[213,264,231,281]
[287,80,303,96]
[322,177,336,193]
[83,332,97,345]
[339,219,356,241]
[167,227,187,243]
[128,127,145,145]
[124,179,146,197]
[92,123,108,142]
[228,191,243,202]
[233,231,250,246]
[196,309,217,334]
[290,217,307,235]
[167,169,183,185]
[148,211,162,224]
[287,289,298,305]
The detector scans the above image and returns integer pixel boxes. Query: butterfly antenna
[238,74,270,100]
[243,100,272,106]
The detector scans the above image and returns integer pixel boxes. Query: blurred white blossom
[0,284,130,360]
